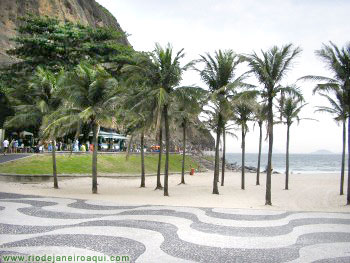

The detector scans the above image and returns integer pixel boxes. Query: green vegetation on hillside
[0,154,198,175]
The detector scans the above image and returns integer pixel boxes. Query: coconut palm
[278,95,307,190]
[119,84,157,188]
[196,50,247,194]
[253,103,268,185]
[121,52,164,190]
[122,45,192,195]
[150,44,192,196]
[243,44,302,205]
[5,67,61,188]
[173,86,206,184]
[220,123,238,186]
[315,89,348,195]
[49,63,120,194]
[300,42,350,204]
[232,99,255,190]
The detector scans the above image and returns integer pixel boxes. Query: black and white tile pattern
[0,192,349,262]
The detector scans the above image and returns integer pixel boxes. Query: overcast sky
[96,0,350,154]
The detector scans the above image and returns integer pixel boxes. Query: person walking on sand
[2,138,9,155]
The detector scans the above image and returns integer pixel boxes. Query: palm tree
[5,67,61,188]
[150,44,192,196]
[243,44,302,205]
[278,95,307,190]
[173,86,206,184]
[232,99,255,190]
[314,90,348,195]
[122,45,192,195]
[121,52,163,190]
[253,103,268,185]
[51,63,120,194]
[196,50,246,194]
[300,42,350,204]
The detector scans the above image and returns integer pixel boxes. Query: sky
[96,0,350,154]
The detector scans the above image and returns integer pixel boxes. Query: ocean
[224,153,345,174]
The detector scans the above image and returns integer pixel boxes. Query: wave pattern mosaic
[0,192,350,262]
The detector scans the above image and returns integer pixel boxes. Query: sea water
[225,153,345,174]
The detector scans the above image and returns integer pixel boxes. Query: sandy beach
[1,171,349,213]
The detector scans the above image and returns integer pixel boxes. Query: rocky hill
[0,0,129,65]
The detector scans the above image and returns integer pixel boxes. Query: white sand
[0,171,349,212]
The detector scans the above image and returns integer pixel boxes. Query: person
[19,141,24,153]
[13,139,18,153]
[2,139,9,155]
[86,141,90,152]
[81,144,86,152]
[74,139,79,152]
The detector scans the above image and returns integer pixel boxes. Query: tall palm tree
[243,44,302,205]
[151,44,192,196]
[123,45,191,196]
[232,99,255,190]
[50,63,120,194]
[278,95,307,190]
[121,52,163,190]
[5,67,61,188]
[314,90,348,195]
[300,42,350,204]
[253,103,268,185]
[196,50,247,194]
[173,86,206,184]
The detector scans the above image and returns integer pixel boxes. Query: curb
[0,170,208,179]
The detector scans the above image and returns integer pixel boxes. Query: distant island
[309,149,335,154]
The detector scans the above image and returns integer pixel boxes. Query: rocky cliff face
[0,0,129,64]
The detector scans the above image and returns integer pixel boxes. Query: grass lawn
[0,153,199,175]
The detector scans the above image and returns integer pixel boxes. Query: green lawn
[0,153,198,175]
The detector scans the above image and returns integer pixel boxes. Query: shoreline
[0,171,349,213]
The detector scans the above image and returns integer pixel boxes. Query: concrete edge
[0,170,209,179]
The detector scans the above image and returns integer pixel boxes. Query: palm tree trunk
[221,128,226,186]
[155,122,163,190]
[92,122,100,194]
[256,122,262,185]
[241,125,245,190]
[266,97,273,205]
[340,119,346,195]
[213,115,221,194]
[180,121,186,184]
[140,130,145,188]
[285,124,290,190]
[52,139,58,189]
[126,134,134,161]
[163,105,170,196]
[347,116,350,205]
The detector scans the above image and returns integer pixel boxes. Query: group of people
[2,138,25,154]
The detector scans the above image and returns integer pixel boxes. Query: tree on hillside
[243,44,302,205]
[47,63,121,194]
[1,15,133,137]
[300,42,350,204]
[5,67,61,188]
[173,86,207,184]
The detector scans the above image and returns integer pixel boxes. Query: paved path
[0,154,31,164]
[0,192,349,262]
